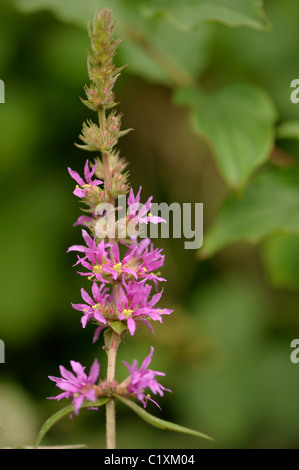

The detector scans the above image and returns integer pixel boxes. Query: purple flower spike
[48,359,100,415]
[123,347,171,408]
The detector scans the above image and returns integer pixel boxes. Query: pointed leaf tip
[115,395,213,441]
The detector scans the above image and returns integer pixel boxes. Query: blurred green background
[1,0,299,449]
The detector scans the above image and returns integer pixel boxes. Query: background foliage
[1,0,299,448]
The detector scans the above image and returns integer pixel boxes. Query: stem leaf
[115,395,213,441]
[174,83,277,190]
[35,398,109,448]
[108,320,127,335]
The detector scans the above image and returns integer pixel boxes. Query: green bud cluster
[78,9,131,202]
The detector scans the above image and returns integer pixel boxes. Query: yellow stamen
[113,262,122,273]
[92,303,101,310]
[122,309,133,318]
[93,265,103,273]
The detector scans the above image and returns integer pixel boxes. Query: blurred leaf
[14,0,118,26]
[201,165,299,257]
[115,395,213,440]
[262,234,299,290]
[0,87,41,173]
[175,276,268,444]
[0,173,70,343]
[276,120,299,140]
[257,344,299,441]
[140,0,271,32]
[175,83,276,189]
[14,0,271,32]
[14,0,210,86]
[209,0,299,120]
[0,382,39,447]
[40,25,89,87]
[35,397,109,447]
[189,275,268,354]
[118,17,210,86]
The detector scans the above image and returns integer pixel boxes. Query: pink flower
[116,279,173,335]
[123,347,171,408]
[71,278,173,339]
[68,230,137,283]
[122,238,166,285]
[69,231,166,287]
[48,359,100,415]
[127,187,166,226]
[68,159,103,198]
[67,230,112,283]
[71,281,110,328]
[73,215,94,228]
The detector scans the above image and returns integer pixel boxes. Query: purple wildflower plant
[46,9,180,447]
[122,347,171,409]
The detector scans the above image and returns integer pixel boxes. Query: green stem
[98,106,119,449]
[105,331,121,449]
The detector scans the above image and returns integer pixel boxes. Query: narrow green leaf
[6,444,88,449]
[200,165,299,257]
[115,395,213,441]
[35,398,109,448]
[174,83,277,189]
